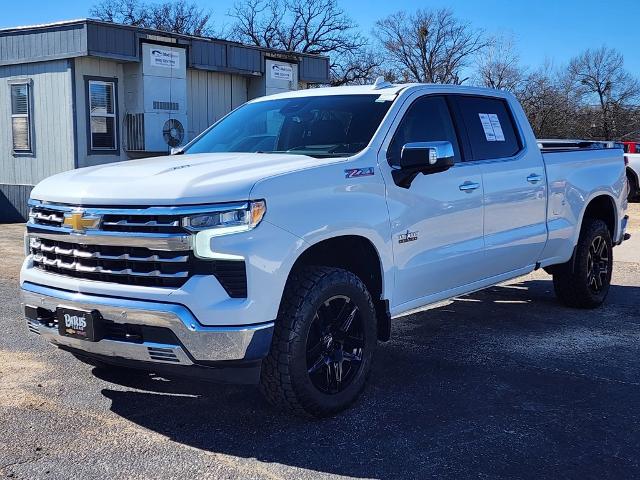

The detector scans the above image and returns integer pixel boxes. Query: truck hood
[31,152,326,205]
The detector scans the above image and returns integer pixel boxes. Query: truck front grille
[31,237,191,288]
[27,201,249,297]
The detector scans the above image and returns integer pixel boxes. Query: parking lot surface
[1,205,639,479]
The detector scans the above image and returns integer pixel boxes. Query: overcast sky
[2,0,638,74]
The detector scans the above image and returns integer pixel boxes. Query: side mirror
[399,141,455,172]
[393,141,455,188]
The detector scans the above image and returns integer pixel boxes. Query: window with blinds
[88,80,117,151]
[10,83,32,153]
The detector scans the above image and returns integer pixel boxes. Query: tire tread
[553,218,612,309]
[259,266,375,417]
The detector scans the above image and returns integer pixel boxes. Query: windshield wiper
[255,150,344,158]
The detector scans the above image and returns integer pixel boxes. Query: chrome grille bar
[30,211,64,224]
[102,219,181,228]
[28,230,191,251]
[30,239,188,263]
[32,254,189,278]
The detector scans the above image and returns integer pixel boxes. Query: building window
[10,83,32,153]
[88,79,117,151]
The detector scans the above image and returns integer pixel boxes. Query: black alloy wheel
[586,235,610,294]
[306,295,365,394]
[553,218,613,308]
[260,266,377,417]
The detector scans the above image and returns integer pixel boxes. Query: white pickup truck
[20,82,629,417]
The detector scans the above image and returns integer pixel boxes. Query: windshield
[184,94,394,158]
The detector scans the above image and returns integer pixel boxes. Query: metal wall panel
[227,45,262,73]
[231,75,248,109]
[190,40,226,69]
[0,60,75,186]
[299,55,330,83]
[186,70,247,141]
[0,24,87,66]
[86,23,137,60]
[0,184,32,222]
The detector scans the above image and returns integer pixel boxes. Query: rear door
[451,95,547,276]
[380,93,485,308]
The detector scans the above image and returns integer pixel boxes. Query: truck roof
[251,83,513,102]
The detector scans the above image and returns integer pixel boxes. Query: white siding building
[0,19,329,221]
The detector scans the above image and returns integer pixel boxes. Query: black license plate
[57,307,100,341]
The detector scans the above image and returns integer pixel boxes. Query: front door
[380,94,485,310]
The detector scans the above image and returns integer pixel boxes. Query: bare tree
[515,63,581,139]
[475,34,523,92]
[374,9,490,84]
[330,50,381,86]
[568,46,640,139]
[91,0,213,36]
[228,0,380,85]
[91,0,148,26]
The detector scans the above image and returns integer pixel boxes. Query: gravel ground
[0,205,639,479]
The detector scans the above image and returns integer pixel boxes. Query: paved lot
[1,205,639,479]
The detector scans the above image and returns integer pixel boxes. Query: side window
[87,79,118,153]
[10,82,33,154]
[454,96,521,161]
[387,96,460,167]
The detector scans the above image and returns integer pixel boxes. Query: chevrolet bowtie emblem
[63,211,101,232]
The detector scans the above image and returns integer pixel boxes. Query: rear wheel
[260,266,377,417]
[553,218,613,308]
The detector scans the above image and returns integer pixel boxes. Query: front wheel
[553,218,613,308]
[260,266,377,417]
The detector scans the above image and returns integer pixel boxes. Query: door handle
[527,174,543,184]
[459,181,480,192]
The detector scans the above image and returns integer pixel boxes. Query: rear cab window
[451,96,522,161]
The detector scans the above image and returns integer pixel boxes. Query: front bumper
[20,282,274,383]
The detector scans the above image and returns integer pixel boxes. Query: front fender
[250,156,394,302]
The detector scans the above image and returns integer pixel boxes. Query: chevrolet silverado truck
[20,81,629,417]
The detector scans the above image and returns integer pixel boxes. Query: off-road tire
[260,266,377,417]
[553,218,613,308]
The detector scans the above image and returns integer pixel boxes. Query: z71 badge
[345,167,375,178]
[398,230,418,244]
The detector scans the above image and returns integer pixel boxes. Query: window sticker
[488,113,505,141]
[479,113,505,142]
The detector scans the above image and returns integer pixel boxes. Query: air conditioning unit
[124,43,188,154]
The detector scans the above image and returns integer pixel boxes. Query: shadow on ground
[96,279,640,479]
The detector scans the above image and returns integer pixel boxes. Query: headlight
[182,200,266,232]
[184,200,266,259]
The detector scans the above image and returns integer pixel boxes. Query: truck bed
[539,144,626,267]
